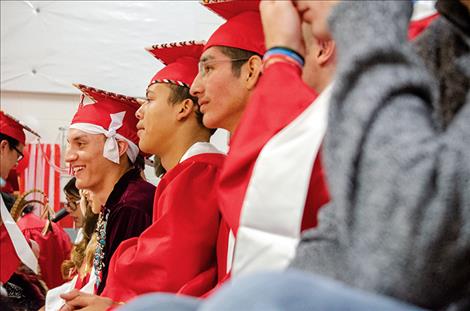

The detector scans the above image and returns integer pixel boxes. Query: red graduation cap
[70,84,141,164]
[0,110,40,145]
[201,0,265,55]
[145,40,205,87]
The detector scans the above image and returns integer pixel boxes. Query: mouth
[71,165,85,176]
[199,100,209,113]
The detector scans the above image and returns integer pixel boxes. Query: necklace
[93,206,109,291]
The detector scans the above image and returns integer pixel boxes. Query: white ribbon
[45,267,97,311]
[70,111,139,164]
[0,195,39,274]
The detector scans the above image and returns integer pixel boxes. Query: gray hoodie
[290,1,470,310]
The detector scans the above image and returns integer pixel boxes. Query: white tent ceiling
[1,1,224,97]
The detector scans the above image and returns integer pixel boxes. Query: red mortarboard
[201,0,265,55]
[146,41,205,87]
[70,84,141,164]
[0,111,40,145]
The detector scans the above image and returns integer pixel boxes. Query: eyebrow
[200,55,216,63]
[146,89,154,98]
[68,135,88,143]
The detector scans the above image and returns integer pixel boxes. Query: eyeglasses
[66,197,80,212]
[12,145,24,162]
[198,58,249,77]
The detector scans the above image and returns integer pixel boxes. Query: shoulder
[112,178,155,216]
[166,153,225,180]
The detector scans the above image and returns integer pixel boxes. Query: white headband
[70,112,139,164]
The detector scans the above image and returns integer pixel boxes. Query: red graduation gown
[17,213,72,288]
[216,62,330,279]
[0,224,21,283]
[101,152,225,302]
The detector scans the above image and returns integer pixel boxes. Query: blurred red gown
[17,213,72,288]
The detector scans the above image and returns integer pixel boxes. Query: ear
[316,39,336,67]
[117,139,129,158]
[175,98,195,121]
[244,55,263,90]
[0,140,8,151]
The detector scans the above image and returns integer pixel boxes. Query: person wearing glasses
[63,178,85,231]
[0,111,27,188]
[1,110,41,300]
[189,0,330,287]
[0,110,73,289]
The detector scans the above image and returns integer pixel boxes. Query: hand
[294,0,340,41]
[59,290,114,311]
[260,0,305,55]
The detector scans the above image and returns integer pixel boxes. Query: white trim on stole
[0,194,38,274]
[232,84,333,277]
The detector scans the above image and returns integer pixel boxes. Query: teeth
[73,166,85,174]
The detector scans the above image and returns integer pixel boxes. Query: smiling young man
[64,85,155,295]
[59,41,225,310]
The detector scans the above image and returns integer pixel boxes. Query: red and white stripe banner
[19,143,62,213]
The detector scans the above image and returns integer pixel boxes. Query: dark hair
[22,205,34,215]
[153,156,166,178]
[64,177,80,200]
[167,84,216,134]
[217,46,262,77]
[0,133,20,149]
[133,154,145,172]
[1,192,16,212]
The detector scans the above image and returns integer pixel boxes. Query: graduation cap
[70,84,141,164]
[0,110,40,145]
[201,0,265,55]
[145,40,205,87]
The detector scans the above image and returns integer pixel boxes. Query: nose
[135,103,145,120]
[64,146,78,163]
[190,72,204,98]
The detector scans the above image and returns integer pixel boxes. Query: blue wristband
[264,47,304,67]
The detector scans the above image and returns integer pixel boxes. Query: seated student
[64,85,155,294]
[1,110,71,289]
[59,41,225,310]
[189,0,330,280]
[0,111,41,308]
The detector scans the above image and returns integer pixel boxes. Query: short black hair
[217,46,262,77]
[167,83,216,134]
[0,133,20,149]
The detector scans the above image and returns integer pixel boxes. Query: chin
[138,142,151,154]
[75,179,90,190]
